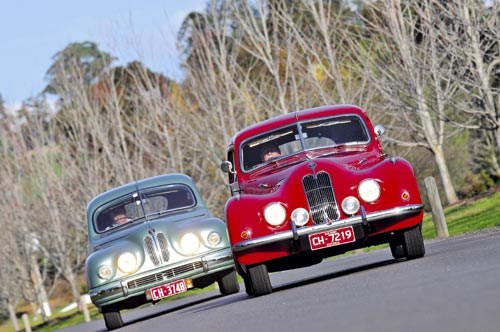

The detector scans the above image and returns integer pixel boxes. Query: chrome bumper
[89,248,235,306]
[232,204,424,252]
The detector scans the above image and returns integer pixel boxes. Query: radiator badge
[307,160,317,174]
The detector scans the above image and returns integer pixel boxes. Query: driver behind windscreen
[260,145,282,161]
[111,205,129,226]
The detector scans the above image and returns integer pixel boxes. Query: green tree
[44,41,116,95]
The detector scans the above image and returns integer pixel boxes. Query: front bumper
[89,248,234,308]
[232,204,424,252]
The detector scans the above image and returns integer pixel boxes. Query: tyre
[217,270,240,295]
[243,275,254,296]
[247,264,272,297]
[103,310,123,330]
[389,241,405,259]
[402,224,425,259]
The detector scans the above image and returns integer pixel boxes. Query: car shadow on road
[121,258,402,327]
[66,294,227,332]
[181,258,403,314]
[273,258,401,293]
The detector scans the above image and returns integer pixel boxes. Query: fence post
[80,295,91,322]
[424,177,449,238]
[22,314,31,332]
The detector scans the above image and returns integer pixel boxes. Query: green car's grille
[127,261,203,290]
[157,232,170,262]
[144,232,170,266]
[144,236,160,265]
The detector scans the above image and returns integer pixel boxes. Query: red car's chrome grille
[302,171,339,224]
[144,232,170,266]
[127,261,203,290]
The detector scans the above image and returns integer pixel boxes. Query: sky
[0,0,207,110]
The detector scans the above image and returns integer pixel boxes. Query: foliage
[44,41,116,95]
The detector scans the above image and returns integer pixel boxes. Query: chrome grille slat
[144,232,170,266]
[157,233,170,262]
[302,172,339,224]
[127,261,203,289]
[144,236,160,265]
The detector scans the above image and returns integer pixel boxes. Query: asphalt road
[61,227,500,332]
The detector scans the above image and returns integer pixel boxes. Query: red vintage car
[221,104,425,296]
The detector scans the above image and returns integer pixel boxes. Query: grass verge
[422,191,500,239]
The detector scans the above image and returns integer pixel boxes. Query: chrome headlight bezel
[358,179,381,203]
[291,208,309,226]
[117,252,138,274]
[341,196,360,215]
[180,232,201,254]
[207,231,222,247]
[97,264,113,280]
[263,202,287,227]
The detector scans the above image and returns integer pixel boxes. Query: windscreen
[94,184,196,233]
[241,115,369,171]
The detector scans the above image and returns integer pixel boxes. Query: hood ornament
[307,159,317,173]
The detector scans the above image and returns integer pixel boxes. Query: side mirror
[374,124,385,138]
[220,161,234,173]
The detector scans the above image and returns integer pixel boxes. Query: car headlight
[358,179,381,203]
[264,202,287,227]
[117,252,137,274]
[341,196,360,215]
[291,208,309,226]
[207,232,221,247]
[180,233,200,254]
[98,265,112,280]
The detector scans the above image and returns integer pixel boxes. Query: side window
[227,149,235,183]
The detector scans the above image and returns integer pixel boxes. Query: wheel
[103,310,123,330]
[217,270,240,295]
[402,224,425,259]
[247,264,272,297]
[243,274,254,296]
[389,241,405,259]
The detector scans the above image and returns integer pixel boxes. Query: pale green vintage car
[85,173,239,330]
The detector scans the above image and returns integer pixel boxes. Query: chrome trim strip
[89,285,123,301]
[232,204,424,252]
[202,250,234,263]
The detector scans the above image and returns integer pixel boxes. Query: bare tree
[177,0,379,208]
[455,0,499,147]
[445,0,500,177]
[0,127,53,322]
[358,0,460,204]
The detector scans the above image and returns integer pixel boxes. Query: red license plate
[149,279,187,301]
[309,226,356,251]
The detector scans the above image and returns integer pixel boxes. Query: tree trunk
[432,145,459,205]
[8,300,20,332]
[29,250,51,322]
[416,84,459,205]
[62,263,81,310]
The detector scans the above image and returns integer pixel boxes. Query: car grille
[127,261,203,290]
[302,171,339,224]
[144,232,170,266]
[157,233,170,262]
